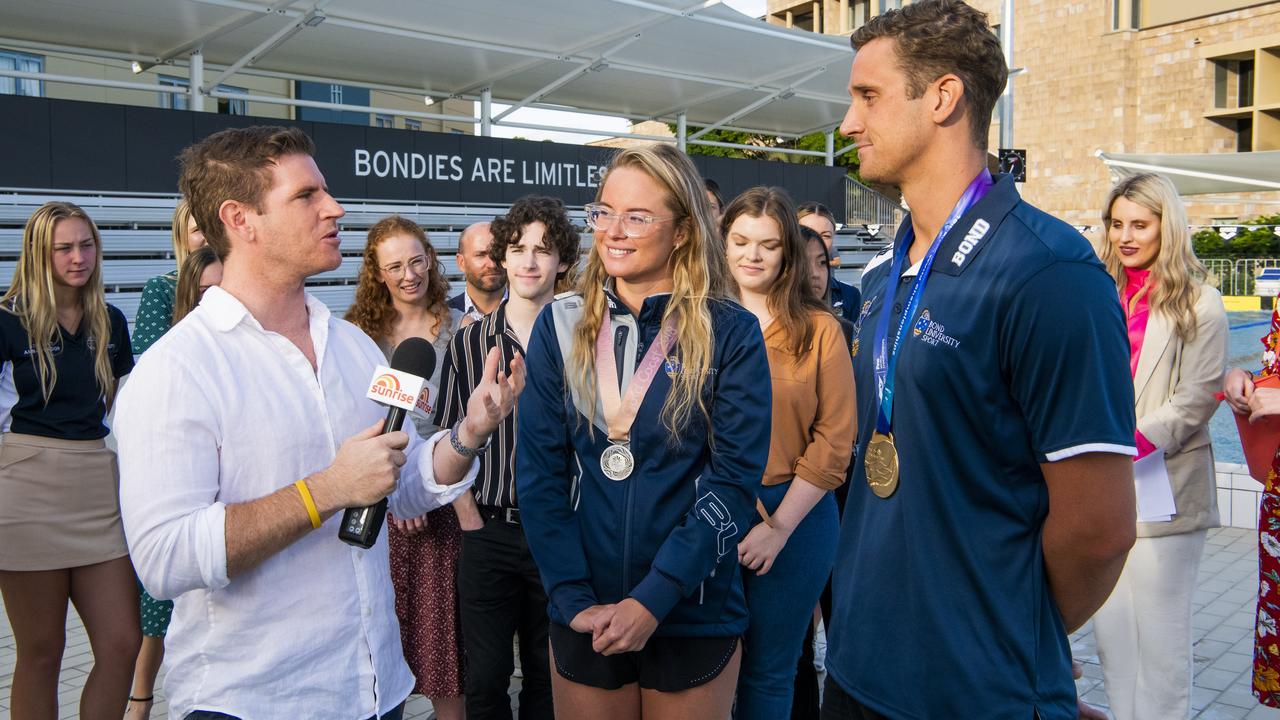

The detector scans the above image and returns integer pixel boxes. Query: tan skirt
[0,433,129,571]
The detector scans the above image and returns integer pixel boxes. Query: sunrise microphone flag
[339,337,437,548]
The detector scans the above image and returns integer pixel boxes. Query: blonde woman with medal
[722,187,854,720]
[516,143,771,720]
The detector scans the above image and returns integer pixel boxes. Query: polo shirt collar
[886,172,1021,279]
[931,172,1021,277]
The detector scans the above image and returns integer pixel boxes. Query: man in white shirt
[115,125,524,720]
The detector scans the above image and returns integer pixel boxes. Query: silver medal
[600,443,634,481]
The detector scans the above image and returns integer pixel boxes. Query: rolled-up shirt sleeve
[389,429,477,519]
[116,358,229,600]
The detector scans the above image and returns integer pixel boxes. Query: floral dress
[1254,307,1280,705]
[131,272,178,637]
[384,310,466,699]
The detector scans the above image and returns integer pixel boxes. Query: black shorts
[548,622,739,692]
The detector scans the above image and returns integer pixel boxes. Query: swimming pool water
[1210,311,1271,465]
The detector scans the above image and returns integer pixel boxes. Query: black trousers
[820,676,892,720]
[457,513,554,720]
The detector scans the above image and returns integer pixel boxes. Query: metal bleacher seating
[0,191,889,336]
[831,225,893,290]
[0,193,580,335]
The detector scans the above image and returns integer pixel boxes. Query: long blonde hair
[1100,173,1205,342]
[171,198,198,268]
[1,202,115,404]
[570,143,733,435]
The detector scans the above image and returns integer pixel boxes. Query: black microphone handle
[337,405,409,548]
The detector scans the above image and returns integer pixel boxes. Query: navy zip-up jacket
[516,289,770,637]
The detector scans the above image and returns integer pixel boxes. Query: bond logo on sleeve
[366,365,426,410]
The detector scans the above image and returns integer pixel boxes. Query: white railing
[1202,257,1280,296]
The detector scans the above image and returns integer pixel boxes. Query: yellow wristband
[295,479,322,530]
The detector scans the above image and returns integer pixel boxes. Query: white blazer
[1132,283,1227,537]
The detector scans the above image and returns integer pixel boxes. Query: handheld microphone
[339,337,437,548]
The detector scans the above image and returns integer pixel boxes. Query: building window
[405,119,422,131]
[1214,58,1258,110]
[373,113,394,128]
[0,49,43,97]
[1112,0,1139,30]
[1237,117,1254,153]
[852,0,870,29]
[1239,59,1255,108]
[1215,63,1229,108]
[160,76,246,114]
[330,84,343,105]
[217,86,248,115]
[159,75,189,110]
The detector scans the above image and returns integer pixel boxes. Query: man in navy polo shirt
[823,2,1137,719]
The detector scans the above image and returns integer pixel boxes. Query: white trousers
[1092,530,1208,720]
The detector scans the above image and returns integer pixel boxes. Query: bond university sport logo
[366,365,427,411]
[913,309,960,350]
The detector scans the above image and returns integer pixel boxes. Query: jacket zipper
[694,474,716,580]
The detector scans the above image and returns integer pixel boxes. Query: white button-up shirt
[116,286,474,719]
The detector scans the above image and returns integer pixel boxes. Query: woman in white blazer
[1091,172,1228,720]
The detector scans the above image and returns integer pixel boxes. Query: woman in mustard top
[723,187,856,719]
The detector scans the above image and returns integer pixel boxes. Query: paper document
[1134,452,1176,522]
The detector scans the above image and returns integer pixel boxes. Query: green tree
[670,124,861,178]
[776,131,859,170]
[1193,228,1227,258]
[669,125,771,159]
[1193,213,1280,260]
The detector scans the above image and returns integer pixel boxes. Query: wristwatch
[450,421,490,458]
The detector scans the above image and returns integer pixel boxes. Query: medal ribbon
[872,170,994,434]
[596,310,678,443]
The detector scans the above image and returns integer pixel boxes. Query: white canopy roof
[0,0,856,138]
[1098,150,1280,196]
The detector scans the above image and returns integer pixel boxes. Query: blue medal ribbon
[872,170,994,434]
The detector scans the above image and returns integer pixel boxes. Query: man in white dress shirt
[115,125,524,720]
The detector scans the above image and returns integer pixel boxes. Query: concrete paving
[1,526,1275,719]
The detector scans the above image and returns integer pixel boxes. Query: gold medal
[865,431,899,498]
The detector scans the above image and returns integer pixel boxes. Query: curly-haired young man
[436,194,581,719]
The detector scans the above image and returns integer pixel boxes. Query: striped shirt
[434,301,524,508]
